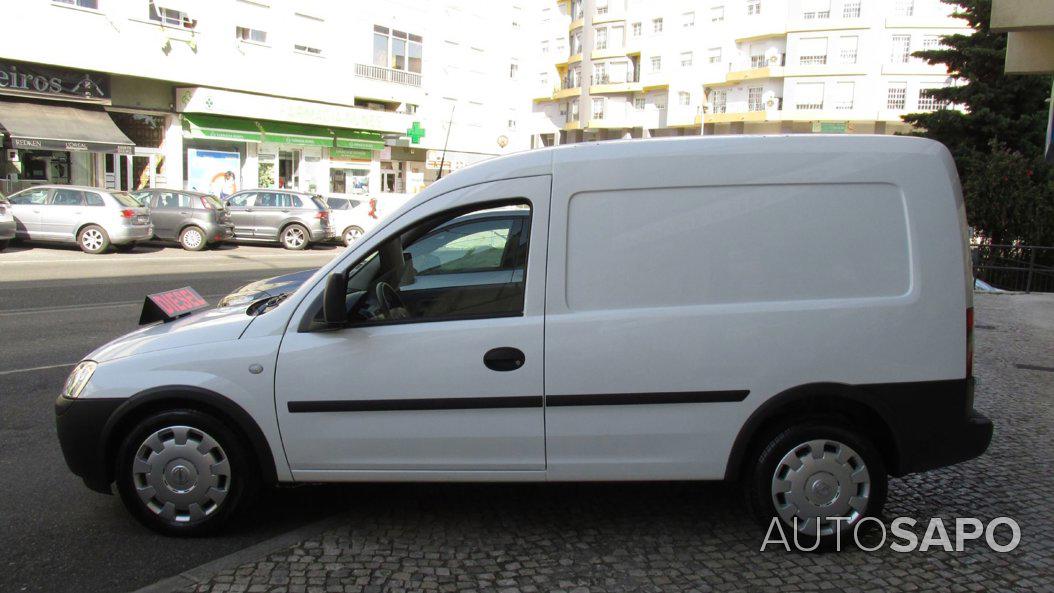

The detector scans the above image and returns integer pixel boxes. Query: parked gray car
[0,195,15,251]
[131,189,233,251]
[223,190,333,250]
[5,185,152,253]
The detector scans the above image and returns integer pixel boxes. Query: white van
[55,136,991,541]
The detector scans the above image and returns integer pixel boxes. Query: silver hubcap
[82,229,103,251]
[771,439,871,536]
[284,227,305,248]
[183,228,203,248]
[344,227,363,245]
[132,425,231,523]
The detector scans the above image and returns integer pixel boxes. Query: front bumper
[0,219,15,241]
[54,395,124,494]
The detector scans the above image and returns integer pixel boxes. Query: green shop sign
[330,147,374,160]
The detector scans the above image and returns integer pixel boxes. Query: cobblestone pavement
[183,293,1054,593]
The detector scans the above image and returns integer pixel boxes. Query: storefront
[0,59,134,194]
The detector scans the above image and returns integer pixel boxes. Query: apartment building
[0,0,532,204]
[528,0,971,144]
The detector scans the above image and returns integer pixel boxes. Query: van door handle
[483,347,525,372]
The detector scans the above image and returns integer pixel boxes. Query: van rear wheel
[745,421,887,549]
[115,409,257,536]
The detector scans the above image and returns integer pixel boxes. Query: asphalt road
[0,265,351,593]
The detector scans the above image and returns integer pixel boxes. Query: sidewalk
[144,293,1054,593]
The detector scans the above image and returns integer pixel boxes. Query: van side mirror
[322,273,348,325]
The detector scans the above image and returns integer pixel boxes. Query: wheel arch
[724,382,902,481]
[75,222,107,241]
[101,385,279,487]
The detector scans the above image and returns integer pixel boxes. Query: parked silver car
[6,185,152,254]
[0,195,14,251]
[131,189,234,251]
[223,190,333,250]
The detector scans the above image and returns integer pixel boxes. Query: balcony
[355,64,422,87]
[696,102,783,125]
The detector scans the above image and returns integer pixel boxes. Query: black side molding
[287,390,749,413]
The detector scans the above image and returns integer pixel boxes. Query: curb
[129,511,347,593]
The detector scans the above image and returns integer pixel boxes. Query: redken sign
[0,60,110,103]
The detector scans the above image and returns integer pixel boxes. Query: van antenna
[436,104,455,180]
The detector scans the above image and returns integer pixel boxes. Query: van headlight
[62,361,97,400]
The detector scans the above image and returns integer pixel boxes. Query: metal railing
[973,244,1054,293]
[354,64,422,87]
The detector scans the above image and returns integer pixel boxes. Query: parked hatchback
[224,190,333,250]
[6,185,152,253]
[131,189,233,251]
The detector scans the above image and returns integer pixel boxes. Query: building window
[710,90,727,113]
[887,82,907,109]
[681,52,694,67]
[373,26,424,74]
[890,34,911,63]
[650,56,662,72]
[747,87,764,111]
[683,12,695,27]
[509,62,519,79]
[596,0,608,15]
[894,0,914,16]
[294,44,323,56]
[799,37,828,65]
[592,97,605,120]
[236,26,268,44]
[679,91,691,106]
[708,47,722,63]
[54,0,98,8]
[747,0,762,16]
[918,87,948,110]
[795,81,825,110]
[653,18,663,33]
[541,40,549,54]
[834,81,855,109]
[750,54,767,68]
[843,1,861,18]
[839,36,859,64]
[711,6,725,22]
[540,72,549,87]
[570,99,579,120]
[571,0,583,19]
[654,97,666,110]
[922,35,942,50]
[570,31,582,55]
[592,62,608,84]
[595,27,608,50]
[634,97,646,110]
[632,22,642,36]
[802,0,831,19]
[404,103,419,114]
[508,119,518,129]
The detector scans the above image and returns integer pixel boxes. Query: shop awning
[0,101,134,154]
[334,128,386,151]
[182,114,262,143]
[257,121,334,147]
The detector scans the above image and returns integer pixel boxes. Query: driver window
[342,202,531,324]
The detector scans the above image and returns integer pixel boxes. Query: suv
[131,189,233,251]
[6,185,152,253]
[224,190,333,250]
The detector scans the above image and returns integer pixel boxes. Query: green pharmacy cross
[407,121,425,144]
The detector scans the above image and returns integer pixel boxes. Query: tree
[902,0,1054,245]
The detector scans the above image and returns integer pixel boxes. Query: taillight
[966,307,974,377]
[199,196,214,210]
[316,211,329,219]
[120,209,135,219]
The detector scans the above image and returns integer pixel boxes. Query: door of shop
[278,150,300,190]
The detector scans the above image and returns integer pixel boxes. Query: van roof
[405,134,950,214]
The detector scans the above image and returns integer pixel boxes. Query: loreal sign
[0,60,110,103]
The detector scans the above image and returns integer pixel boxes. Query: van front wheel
[745,422,887,549]
[115,409,257,536]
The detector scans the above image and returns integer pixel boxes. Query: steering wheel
[375,281,410,320]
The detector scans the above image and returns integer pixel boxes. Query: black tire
[77,225,110,254]
[342,225,365,247]
[115,409,258,536]
[113,243,138,253]
[0,239,8,251]
[280,223,310,250]
[745,420,887,550]
[179,226,208,251]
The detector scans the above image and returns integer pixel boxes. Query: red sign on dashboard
[139,287,209,324]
